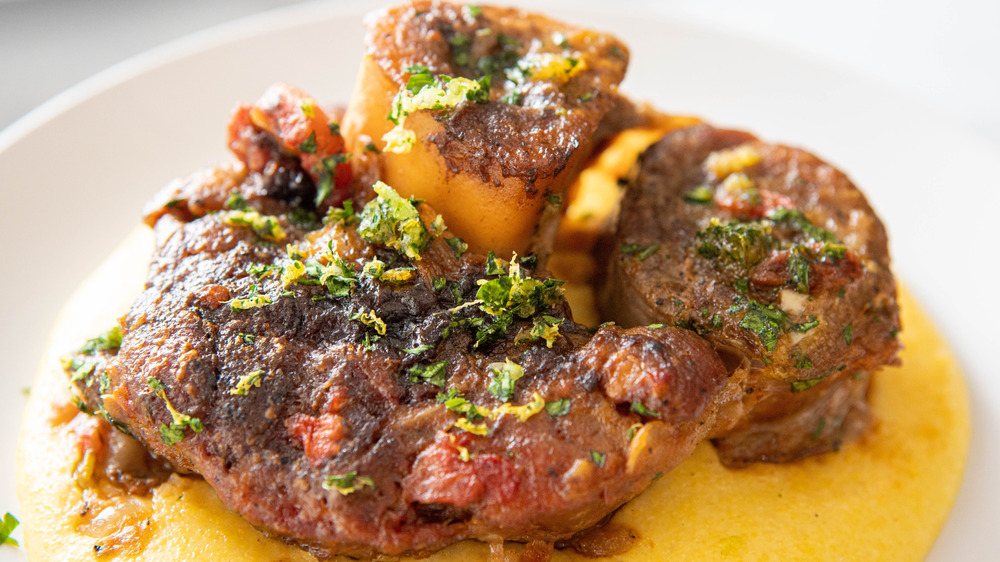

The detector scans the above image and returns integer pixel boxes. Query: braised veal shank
[600,124,901,465]
[70,156,731,556]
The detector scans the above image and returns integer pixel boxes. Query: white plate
[2,0,998,559]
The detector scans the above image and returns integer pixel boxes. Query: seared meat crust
[363,0,630,184]
[600,124,901,466]
[72,162,728,557]
[344,1,633,258]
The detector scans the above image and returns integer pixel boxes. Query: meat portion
[342,0,632,258]
[68,160,730,557]
[600,124,901,466]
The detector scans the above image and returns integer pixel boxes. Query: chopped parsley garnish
[506,52,584,85]
[363,141,381,154]
[626,423,642,442]
[474,257,565,347]
[297,246,358,298]
[437,253,566,347]
[545,398,571,417]
[80,326,122,354]
[324,200,356,226]
[363,258,416,285]
[843,323,854,345]
[351,310,387,338]
[823,243,848,260]
[281,260,307,287]
[323,471,375,496]
[524,315,563,348]
[477,256,564,318]
[792,316,820,332]
[248,262,281,277]
[449,32,473,67]
[221,209,286,241]
[485,251,507,276]
[229,293,273,311]
[518,254,538,270]
[437,387,491,421]
[794,354,814,370]
[769,208,839,244]
[447,236,469,258]
[433,277,448,291]
[630,401,662,418]
[384,71,491,153]
[450,282,464,305]
[733,278,750,294]
[147,377,204,445]
[487,359,525,402]
[287,208,320,230]
[787,249,812,294]
[407,361,448,388]
[735,299,786,352]
[361,258,385,279]
[229,370,263,395]
[327,121,341,136]
[239,333,257,345]
[729,293,819,353]
[501,90,523,105]
[620,243,659,261]
[63,357,95,383]
[0,512,18,547]
[69,394,91,415]
[298,131,317,154]
[696,206,849,291]
[711,313,723,328]
[683,185,714,205]
[477,34,522,77]
[224,191,248,210]
[404,63,431,81]
[590,451,606,467]
[358,182,431,260]
[697,218,774,270]
[790,373,830,393]
[314,153,349,206]
[403,344,435,355]
[465,4,482,18]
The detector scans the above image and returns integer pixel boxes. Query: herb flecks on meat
[602,124,900,467]
[346,1,633,257]
[67,150,731,558]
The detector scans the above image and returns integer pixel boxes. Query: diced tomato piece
[287,413,347,465]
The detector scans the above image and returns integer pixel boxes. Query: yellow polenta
[17,214,969,562]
